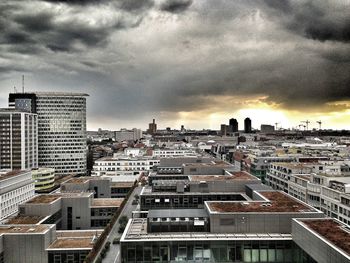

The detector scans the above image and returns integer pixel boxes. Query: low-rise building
[0,170,35,220]
[0,224,102,263]
[32,168,55,192]
[91,156,160,182]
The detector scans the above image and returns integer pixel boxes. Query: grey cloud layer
[0,0,349,122]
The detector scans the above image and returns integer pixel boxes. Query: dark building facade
[229,118,238,132]
[244,118,252,133]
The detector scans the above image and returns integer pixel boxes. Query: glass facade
[121,240,316,263]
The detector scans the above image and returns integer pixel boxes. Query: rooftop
[302,219,350,255]
[32,91,89,97]
[122,219,293,242]
[189,172,257,181]
[183,160,230,167]
[48,230,102,249]
[6,215,45,225]
[207,191,315,213]
[26,195,61,204]
[91,198,123,207]
[110,182,134,188]
[0,225,50,234]
[0,170,30,181]
[64,177,91,184]
[270,162,312,170]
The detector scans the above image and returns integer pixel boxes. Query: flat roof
[91,198,123,207]
[183,160,230,167]
[270,162,311,169]
[122,219,293,242]
[64,177,91,184]
[6,215,45,225]
[207,191,315,213]
[111,182,134,188]
[148,209,208,218]
[48,238,94,249]
[0,170,30,181]
[26,194,61,204]
[33,92,89,97]
[0,225,50,234]
[302,219,350,255]
[189,172,257,182]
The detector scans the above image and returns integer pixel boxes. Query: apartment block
[92,156,160,181]
[266,161,350,225]
[0,109,38,170]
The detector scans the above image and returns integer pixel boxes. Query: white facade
[152,149,196,158]
[0,170,35,220]
[115,128,142,142]
[266,162,350,225]
[0,109,38,170]
[92,156,160,181]
[9,92,88,175]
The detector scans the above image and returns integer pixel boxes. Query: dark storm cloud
[160,0,193,13]
[41,0,109,5]
[0,0,349,124]
[0,1,145,54]
[264,0,350,42]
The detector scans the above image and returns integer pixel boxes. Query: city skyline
[0,0,349,130]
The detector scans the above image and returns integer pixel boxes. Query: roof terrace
[26,195,61,204]
[302,219,350,255]
[207,191,315,213]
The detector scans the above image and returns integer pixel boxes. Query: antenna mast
[22,75,24,93]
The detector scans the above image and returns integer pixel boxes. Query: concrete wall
[3,225,56,263]
[183,165,227,175]
[292,219,350,263]
[159,157,213,167]
[89,179,111,198]
[61,196,91,230]
[209,212,324,234]
[189,179,260,193]
[20,198,62,217]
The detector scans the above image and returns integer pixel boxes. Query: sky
[0,0,349,131]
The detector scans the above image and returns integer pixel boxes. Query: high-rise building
[9,92,88,175]
[244,117,252,133]
[0,108,38,170]
[147,119,157,135]
[229,118,238,132]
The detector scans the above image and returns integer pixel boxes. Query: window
[220,218,235,225]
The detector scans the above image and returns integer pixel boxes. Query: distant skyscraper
[9,92,88,175]
[148,119,157,135]
[244,117,252,133]
[229,118,238,132]
[0,108,38,170]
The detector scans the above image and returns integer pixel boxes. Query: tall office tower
[244,117,252,133]
[229,118,238,132]
[9,92,88,175]
[147,119,157,135]
[0,108,38,170]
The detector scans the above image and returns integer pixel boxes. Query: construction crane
[317,120,322,130]
[301,120,311,131]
